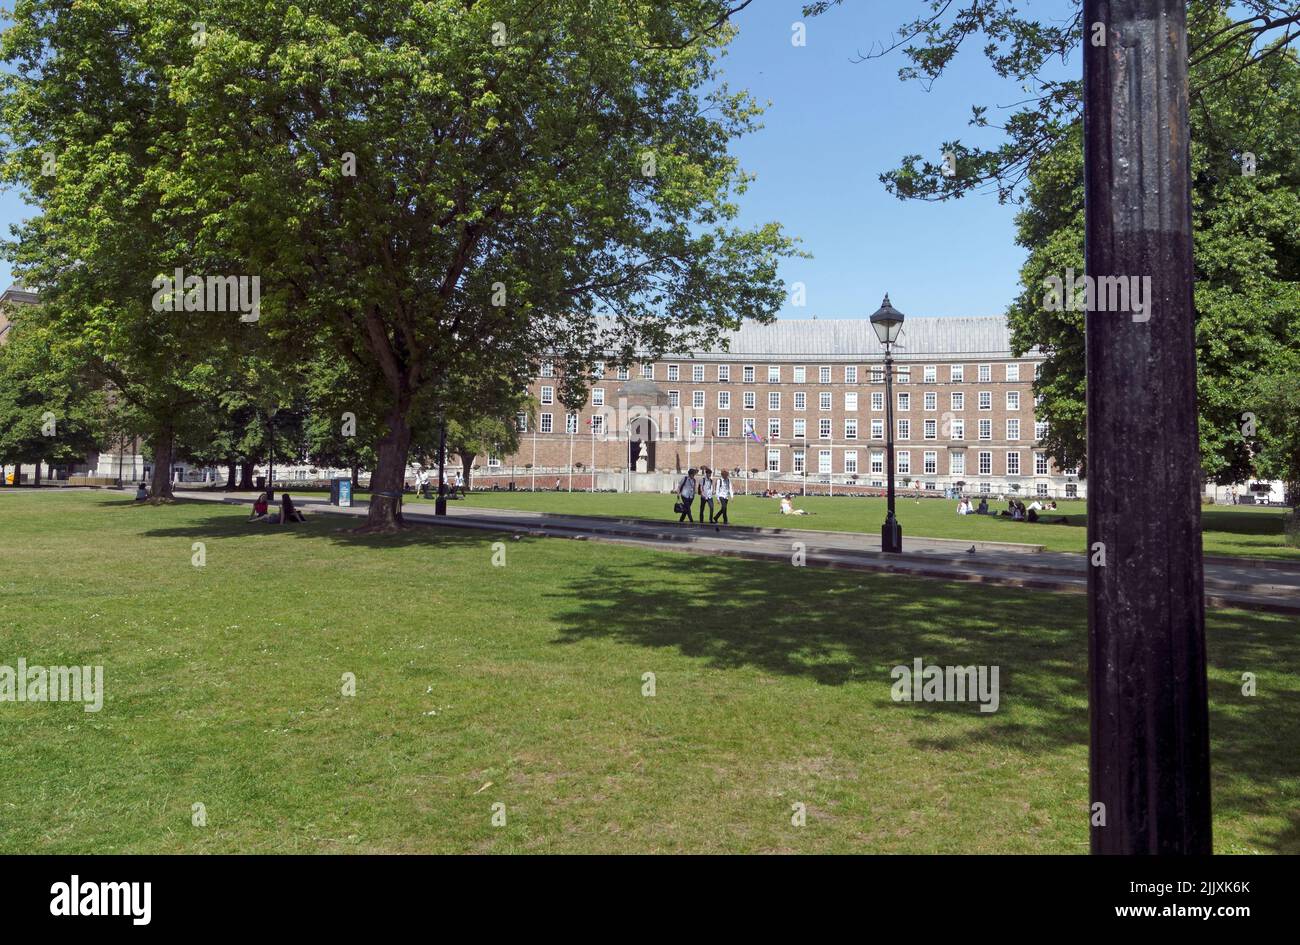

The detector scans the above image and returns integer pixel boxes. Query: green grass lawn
[1,490,1295,853]
[398,489,1299,559]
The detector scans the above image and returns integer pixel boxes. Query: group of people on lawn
[248,491,306,524]
[956,495,1058,522]
[674,467,734,524]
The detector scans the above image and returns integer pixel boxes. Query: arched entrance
[628,415,657,472]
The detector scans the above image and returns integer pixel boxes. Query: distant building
[477,316,1086,498]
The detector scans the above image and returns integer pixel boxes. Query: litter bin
[330,477,353,507]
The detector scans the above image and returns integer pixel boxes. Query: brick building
[480,315,1085,498]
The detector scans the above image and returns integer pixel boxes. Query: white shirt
[679,476,696,499]
[715,479,732,500]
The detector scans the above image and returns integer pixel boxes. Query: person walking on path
[677,468,697,522]
[713,469,732,527]
[697,467,715,525]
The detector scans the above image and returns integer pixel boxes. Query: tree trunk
[461,454,473,492]
[366,406,412,528]
[225,461,237,489]
[150,429,175,499]
[33,461,42,487]
[238,460,255,490]
[351,464,360,489]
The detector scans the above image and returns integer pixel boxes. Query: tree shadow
[548,553,1299,852]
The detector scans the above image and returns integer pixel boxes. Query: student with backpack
[697,467,715,525]
[713,469,732,526]
[676,468,697,522]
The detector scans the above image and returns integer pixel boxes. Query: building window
[717,390,731,410]
[819,392,832,410]
[793,418,806,438]
[768,391,781,411]
[1066,482,1078,498]
[793,365,806,383]
[950,418,965,440]
[592,388,605,406]
[924,419,937,440]
[818,449,832,474]
[845,419,858,439]
[871,419,884,439]
[540,413,553,433]
[870,366,885,383]
[593,361,605,378]
[718,364,730,382]
[924,451,937,474]
[792,450,805,474]
[743,391,756,410]
[1006,390,1020,411]
[742,418,756,438]
[871,451,885,474]
[978,451,992,475]
[979,419,992,440]
[1036,482,1049,496]
[641,364,654,379]
[768,418,781,439]
[951,392,964,411]
[949,451,965,475]
[540,360,554,377]
[924,392,937,411]
[819,418,832,439]
[950,364,964,382]
[1006,451,1021,476]
[978,391,992,410]
[617,366,629,380]
[671,415,680,438]
[667,364,680,381]
[743,365,755,383]
[1035,452,1049,476]
[540,386,555,405]
[517,412,528,432]
[768,365,781,383]
[1035,421,1049,440]
[566,413,579,435]
[590,415,605,435]
[692,391,705,409]
[1006,363,1020,382]
[693,364,705,382]
[897,451,911,475]
[896,366,911,383]
[871,391,884,411]
[668,390,680,408]
[794,391,807,411]
[717,417,731,437]
[1006,419,1020,440]
[844,392,858,412]
[844,451,858,474]
[767,449,781,472]
[897,419,910,440]
[690,416,704,437]
[488,455,502,468]
[845,365,858,384]
[897,392,910,411]
[819,366,831,384]
[978,364,991,383]
[923,365,936,383]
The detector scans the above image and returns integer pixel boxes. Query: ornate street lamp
[871,294,905,553]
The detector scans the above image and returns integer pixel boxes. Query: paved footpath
[177,490,1300,615]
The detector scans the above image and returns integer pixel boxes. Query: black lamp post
[871,294,905,553]
[435,413,448,516]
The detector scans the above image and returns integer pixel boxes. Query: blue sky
[0,0,1079,320]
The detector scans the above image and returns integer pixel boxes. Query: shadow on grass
[549,554,1300,852]
[128,498,494,551]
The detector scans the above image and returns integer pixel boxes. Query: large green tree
[166,0,796,527]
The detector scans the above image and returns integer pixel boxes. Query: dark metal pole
[882,348,901,552]
[267,411,275,501]
[1084,0,1210,854]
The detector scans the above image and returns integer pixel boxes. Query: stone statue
[635,439,649,473]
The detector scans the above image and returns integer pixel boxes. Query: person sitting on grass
[134,482,148,501]
[779,496,811,516]
[248,491,271,522]
[976,497,989,515]
[280,492,306,524]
